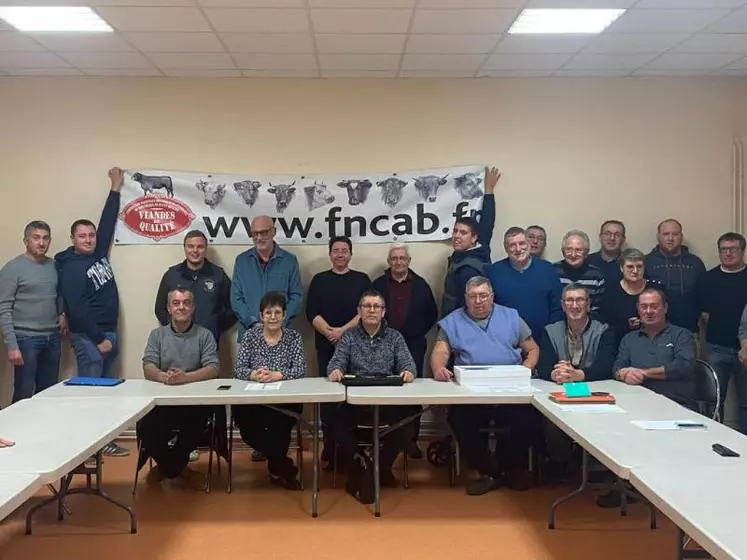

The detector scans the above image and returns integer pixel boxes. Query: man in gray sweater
[137,287,219,490]
[0,221,67,402]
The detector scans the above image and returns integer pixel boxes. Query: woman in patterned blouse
[232,291,306,490]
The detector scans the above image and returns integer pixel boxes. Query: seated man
[537,283,616,383]
[431,276,540,496]
[614,287,696,410]
[327,290,416,504]
[137,287,219,490]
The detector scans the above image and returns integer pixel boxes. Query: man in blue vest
[431,276,540,496]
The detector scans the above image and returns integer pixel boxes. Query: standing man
[0,221,67,402]
[56,167,128,457]
[588,220,626,285]
[645,219,705,338]
[486,227,563,340]
[441,166,499,318]
[554,230,606,318]
[155,230,236,347]
[698,233,747,433]
[231,215,302,339]
[372,244,438,459]
[526,225,547,259]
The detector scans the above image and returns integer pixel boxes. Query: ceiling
[3,0,747,78]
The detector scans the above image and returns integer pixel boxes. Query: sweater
[696,266,747,349]
[486,257,563,339]
[55,190,121,344]
[234,326,306,381]
[327,320,415,376]
[0,255,62,349]
[587,251,622,285]
[553,260,606,318]
[142,323,219,373]
[537,319,616,382]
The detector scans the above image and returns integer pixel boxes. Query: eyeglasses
[389,256,409,262]
[719,246,743,254]
[602,232,623,239]
[466,292,492,302]
[563,248,586,256]
[251,228,273,238]
[331,249,350,255]
[563,297,588,305]
[360,304,384,311]
[262,309,283,318]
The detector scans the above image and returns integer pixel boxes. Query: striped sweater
[553,260,606,319]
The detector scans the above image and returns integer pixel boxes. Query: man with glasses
[327,290,416,503]
[554,230,605,319]
[697,233,747,433]
[526,225,547,259]
[588,220,626,285]
[431,276,540,495]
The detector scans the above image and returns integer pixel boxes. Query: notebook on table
[548,392,616,404]
[63,377,125,387]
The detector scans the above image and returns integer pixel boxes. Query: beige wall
[0,76,745,406]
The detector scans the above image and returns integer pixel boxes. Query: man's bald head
[250,215,276,253]
[251,215,273,231]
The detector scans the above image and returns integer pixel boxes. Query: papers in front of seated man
[244,382,283,391]
[454,365,531,388]
[463,385,542,394]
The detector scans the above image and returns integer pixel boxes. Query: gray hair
[561,229,590,252]
[465,276,492,293]
[24,220,51,239]
[620,247,645,265]
[503,226,526,243]
[167,287,194,301]
[387,243,410,258]
[562,283,589,299]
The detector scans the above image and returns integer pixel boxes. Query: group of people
[2,165,747,505]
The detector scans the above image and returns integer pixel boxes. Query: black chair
[694,359,721,422]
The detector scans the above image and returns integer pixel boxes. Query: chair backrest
[694,359,721,422]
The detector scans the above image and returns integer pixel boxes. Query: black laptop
[340,373,404,387]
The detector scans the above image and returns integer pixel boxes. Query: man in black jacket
[154,230,236,347]
[372,244,438,459]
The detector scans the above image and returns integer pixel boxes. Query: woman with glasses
[232,291,306,490]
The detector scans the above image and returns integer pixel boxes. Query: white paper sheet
[464,385,542,394]
[631,420,707,431]
[244,382,283,391]
[555,404,626,413]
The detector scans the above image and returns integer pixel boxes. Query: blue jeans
[70,332,119,379]
[12,333,62,403]
[706,343,747,434]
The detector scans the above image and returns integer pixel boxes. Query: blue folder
[64,377,125,387]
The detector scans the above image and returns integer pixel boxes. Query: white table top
[346,378,556,405]
[631,465,747,560]
[0,472,41,522]
[0,397,154,483]
[36,377,346,406]
[533,391,747,479]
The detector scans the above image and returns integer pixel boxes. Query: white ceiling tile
[310,0,414,6]
[312,9,411,33]
[406,34,499,54]
[164,69,242,77]
[706,9,747,33]
[636,0,745,8]
[0,32,44,51]
[633,69,712,76]
[399,69,475,77]
[8,68,84,76]
[607,9,731,34]
[564,53,659,70]
[477,69,552,77]
[221,33,313,53]
[204,8,309,32]
[584,33,690,54]
[83,68,164,76]
[148,52,236,69]
[644,52,740,70]
[554,69,631,77]
[418,0,524,7]
[60,51,154,69]
[495,35,592,54]
[321,70,397,77]
[401,53,486,70]
[124,32,223,53]
[197,0,303,6]
[725,55,747,69]
[316,34,406,54]
[234,53,317,69]
[242,69,318,77]
[673,34,747,54]
[412,9,517,34]
[526,0,637,6]
[318,53,400,69]
[96,7,211,32]
[0,51,69,68]
[29,33,134,52]
[482,53,571,70]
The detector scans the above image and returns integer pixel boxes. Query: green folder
[563,382,591,398]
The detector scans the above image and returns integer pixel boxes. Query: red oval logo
[119,195,196,242]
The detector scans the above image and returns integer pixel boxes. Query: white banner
[114,164,486,245]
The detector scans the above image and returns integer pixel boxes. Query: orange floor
[0,440,679,560]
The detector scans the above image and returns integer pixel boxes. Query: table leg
[677,527,711,559]
[373,405,381,518]
[548,448,589,529]
[46,483,72,515]
[312,402,319,519]
[227,405,233,495]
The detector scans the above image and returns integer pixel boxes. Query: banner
[114,164,486,245]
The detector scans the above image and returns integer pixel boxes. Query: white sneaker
[189,450,200,462]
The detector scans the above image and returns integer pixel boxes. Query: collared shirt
[566,319,589,366]
[327,320,415,376]
[386,269,412,330]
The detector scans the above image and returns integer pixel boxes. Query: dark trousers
[707,343,747,433]
[137,406,209,479]
[448,404,539,477]
[12,333,61,403]
[333,404,414,472]
[232,404,303,475]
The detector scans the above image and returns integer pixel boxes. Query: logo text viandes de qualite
[119,195,196,242]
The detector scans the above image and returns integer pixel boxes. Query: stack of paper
[454,365,531,389]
